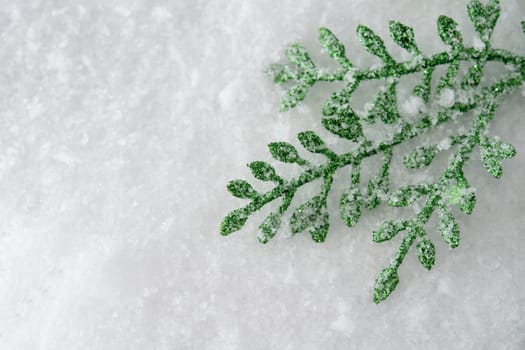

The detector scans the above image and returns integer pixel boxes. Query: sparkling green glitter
[226,179,258,199]
[373,266,399,303]
[247,161,282,183]
[438,209,460,249]
[389,21,420,56]
[221,0,524,303]
[357,24,396,65]
[366,81,400,124]
[387,184,432,207]
[319,27,352,68]
[403,145,438,169]
[372,220,407,243]
[416,236,436,271]
[480,137,516,179]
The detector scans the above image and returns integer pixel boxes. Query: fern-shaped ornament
[220,0,525,303]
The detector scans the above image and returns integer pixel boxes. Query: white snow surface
[0,0,524,349]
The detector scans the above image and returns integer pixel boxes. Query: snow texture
[0,0,524,349]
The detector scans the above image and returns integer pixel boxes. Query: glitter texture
[221,0,524,303]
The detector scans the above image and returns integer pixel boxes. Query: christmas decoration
[220,0,524,303]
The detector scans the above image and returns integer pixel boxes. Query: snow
[472,36,485,51]
[344,67,358,84]
[438,88,456,108]
[0,0,524,349]
[401,95,424,117]
[437,137,451,151]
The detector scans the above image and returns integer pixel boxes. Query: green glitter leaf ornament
[247,161,281,183]
[366,81,400,124]
[268,63,296,84]
[322,110,363,141]
[285,43,316,71]
[220,208,249,236]
[446,171,476,215]
[389,21,419,55]
[290,196,330,243]
[437,15,463,48]
[438,209,460,249]
[340,191,361,227]
[268,142,303,164]
[340,166,362,227]
[480,138,516,178]
[373,266,399,303]
[226,179,258,199]
[221,0,525,303]
[280,84,309,111]
[297,131,333,157]
[357,25,395,65]
[372,220,407,243]
[467,0,500,43]
[403,145,438,169]
[387,184,431,207]
[319,27,352,68]
[258,212,281,244]
[416,237,436,270]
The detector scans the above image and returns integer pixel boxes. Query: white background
[0,0,524,349]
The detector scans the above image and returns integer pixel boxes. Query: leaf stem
[316,47,524,83]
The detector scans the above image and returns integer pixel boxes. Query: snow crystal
[438,88,455,108]
[401,95,424,117]
[344,68,358,83]
[386,76,396,84]
[437,138,451,151]
[472,36,485,51]
[406,54,424,69]
[455,89,473,105]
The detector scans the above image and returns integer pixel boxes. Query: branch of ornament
[292,47,524,86]
[388,93,500,270]
[233,72,524,225]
